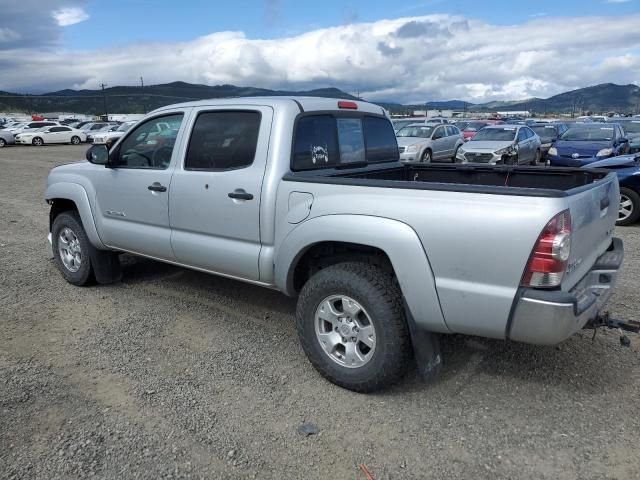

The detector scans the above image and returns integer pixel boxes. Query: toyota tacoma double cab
[46,97,624,392]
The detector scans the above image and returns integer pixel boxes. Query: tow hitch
[587,311,640,347]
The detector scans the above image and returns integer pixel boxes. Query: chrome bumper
[508,238,623,345]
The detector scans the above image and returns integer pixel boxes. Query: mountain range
[0,82,639,116]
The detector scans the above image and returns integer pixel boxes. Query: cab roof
[150,96,387,116]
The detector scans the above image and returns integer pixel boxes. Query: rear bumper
[508,237,623,345]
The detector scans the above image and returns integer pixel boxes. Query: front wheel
[618,187,640,226]
[296,262,412,392]
[52,211,94,285]
[421,149,432,163]
[32,137,43,146]
[531,149,541,166]
[70,136,81,145]
[452,145,460,162]
[0,138,6,148]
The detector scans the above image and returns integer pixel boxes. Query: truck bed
[284,163,611,197]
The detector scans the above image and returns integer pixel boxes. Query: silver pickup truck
[46,97,624,392]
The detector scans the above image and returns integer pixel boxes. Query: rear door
[48,126,72,143]
[516,128,531,163]
[169,106,272,281]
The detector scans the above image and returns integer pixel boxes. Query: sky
[1,0,639,103]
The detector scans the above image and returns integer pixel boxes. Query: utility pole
[140,76,146,114]
[100,83,108,120]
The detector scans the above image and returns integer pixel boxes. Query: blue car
[547,123,629,167]
[587,153,640,226]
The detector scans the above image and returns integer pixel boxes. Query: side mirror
[620,137,629,144]
[86,144,110,165]
[433,133,442,140]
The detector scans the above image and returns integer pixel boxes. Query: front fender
[275,214,450,334]
[45,182,105,249]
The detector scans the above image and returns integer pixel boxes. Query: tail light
[338,101,358,110]
[521,210,571,288]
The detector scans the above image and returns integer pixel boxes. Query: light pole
[100,83,108,120]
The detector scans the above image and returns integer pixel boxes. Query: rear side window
[185,111,261,171]
[292,115,398,170]
[363,116,399,162]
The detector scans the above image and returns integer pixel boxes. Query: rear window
[292,115,398,171]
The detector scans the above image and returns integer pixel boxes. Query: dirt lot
[1,144,639,480]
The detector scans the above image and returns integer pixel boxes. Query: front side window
[185,111,261,170]
[113,114,183,169]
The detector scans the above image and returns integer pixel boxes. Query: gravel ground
[1,144,639,480]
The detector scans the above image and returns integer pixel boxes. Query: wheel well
[292,241,395,293]
[49,198,78,231]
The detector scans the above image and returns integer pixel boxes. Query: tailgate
[562,172,619,291]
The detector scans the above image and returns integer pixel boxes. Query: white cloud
[52,7,89,26]
[605,0,630,3]
[1,13,640,103]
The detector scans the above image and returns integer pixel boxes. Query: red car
[461,120,503,141]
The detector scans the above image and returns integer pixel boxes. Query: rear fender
[276,214,449,334]
[45,182,106,249]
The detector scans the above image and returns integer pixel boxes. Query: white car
[6,120,60,135]
[15,126,87,146]
[91,121,137,146]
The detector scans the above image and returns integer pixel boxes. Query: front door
[431,126,448,160]
[92,112,188,260]
[169,106,273,281]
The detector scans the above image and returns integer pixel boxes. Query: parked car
[547,124,629,166]
[426,117,449,124]
[0,130,16,147]
[45,97,625,393]
[91,121,137,147]
[15,126,86,146]
[87,124,120,143]
[79,122,116,136]
[459,121,500,142]
[456,124,542,165]
[396,123,463,162]
[587,153,640,226]
[530,123,569,158]
[6,121,60,135]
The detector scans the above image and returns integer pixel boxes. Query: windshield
[463,121,488,132]
[470,127,516,141]
[118,122,135,132]
[531,125,558,141]
[396,125,434,138]
[618,121,640,134]
[560,126,613,141]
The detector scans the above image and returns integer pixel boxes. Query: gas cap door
[287,191,314,224]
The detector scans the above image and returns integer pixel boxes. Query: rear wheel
[617,187,640,226]
[296,262,412,392]
[70,136,81,145]
[32,137,43,146]
[421,149,432,163]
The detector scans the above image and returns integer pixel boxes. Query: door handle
[148,182,167,192]
[228,189,254,200]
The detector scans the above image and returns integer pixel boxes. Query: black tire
[452,145,460,162]
[32,137,44,146]
[296,262,412,392]
[52,211,95,286]
[421,149,432,163]
[531,149,541,166]
[70,136,81,145]
[617,187,640,227]
[0,138,6,147]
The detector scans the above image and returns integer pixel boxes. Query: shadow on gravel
[116,254,637,396]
